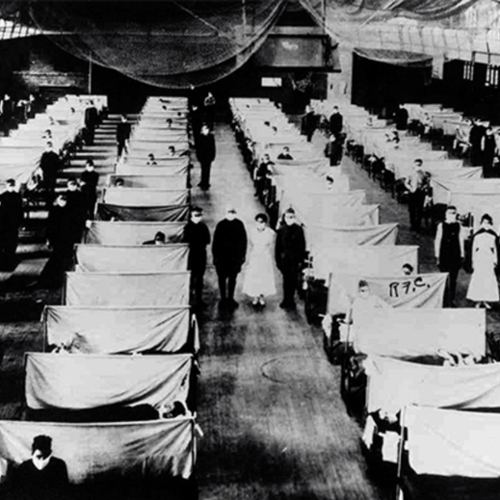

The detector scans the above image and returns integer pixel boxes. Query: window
[463,61,474,81]
[486,65,499,88]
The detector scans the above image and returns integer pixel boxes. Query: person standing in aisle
[404,159,426,231]
[242,213,276,307]
[275,208,306,310]
[80,159,99,220]
[329,106,343,139]
[0,179,24,269]
[116,114,131,160]
[212,207,247,309]
[300,105,318,142]
[84,100,99,145]
[196,124,216,191]
[183,207,211,307]
[466,213,499,309]
[435,205,464,307]
[39,141,62,203]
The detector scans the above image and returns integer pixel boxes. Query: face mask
[226,213,236,221]
[32,454,50,471]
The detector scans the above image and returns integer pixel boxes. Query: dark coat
[329,112,343,136]
[196,133,216,164]
[212,218,247,273]
[275,222,306,271]
[84,106,99,128]
[183,220,211,272]
[80,170,99,196]
[12,456,69,500]
[39,151,61,190]
[301,111,318,136]
[116,122,131,145]
[0,191,23,230]
[46,204,80,253]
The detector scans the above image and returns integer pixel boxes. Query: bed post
[395,405,407,500]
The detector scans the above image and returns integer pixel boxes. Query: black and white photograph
[0,0,498,499]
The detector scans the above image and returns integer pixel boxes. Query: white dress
[467,230,499,302]
[242,226,277,297]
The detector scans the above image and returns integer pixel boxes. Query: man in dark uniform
[434,205,464,306]
[183,206,210,307]
[84,100,99,145]
[196,125,216,191]
[10,434,69,500]
[212,206,247,309]
[116,114,131,159]
[329,106,343,139]
[469,119,486,166]
[0,179,24,269]
[395,104,409,130]
[300,105,318,142]
[275,208,306,310]
[80,159,99,220]
[39,142,61,202]
[0,94,14,136]
[65,179,86,240]
[40,194,80,287]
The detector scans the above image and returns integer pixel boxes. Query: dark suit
[212,218,247,302]
[196,132,216,189]
[80,170,99,219]
[329,112,343,138]
[84,106,99,144]
[116,122,131,157]
[183,220,211,304]
[39,151,61,198]
[275,222,306,307]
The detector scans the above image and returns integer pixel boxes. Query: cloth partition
[97,203,189,222]
[280,190,367,224]
[306,223,398,250]
[312,245,419,281]
[391,159,464,180]
[328,272,447,315]
[270,158,330,174]
[273,170,351,194]
[432,179,500,211]
[311,205,380,227]
[384,150,449,173]
[44,305,197,354]
[65,272,190,306]
[25,352,192,411]
[115,163,190,177]
[102,188,189,207]
[75,244,189,273]
[354,309,486,359]
[253,142,312,161]
[118,156,190,167]
[107,175,187,190]
[0,418,195,483]
[366,356,500,415]
[404,406,500,478]
[85,221,185,245]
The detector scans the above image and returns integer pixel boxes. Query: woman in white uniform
[467,213,499,308]
[243,213,277,307]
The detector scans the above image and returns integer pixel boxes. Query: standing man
[329,106,343,139]
[275,208,306,310]
[469,119,486,166]
[183,207,211,307]
[84,100,99,145]
[65,179,86,240]
[395,104,409,130]
[212,206,247,309]
[39,141,61,203]
[80,159,99,219]
[196,124,216,191]
[300,105,318,142]
[0,179,23,269]
[116,114,131,160]
[404,158,426,231]
[435,205,464,307]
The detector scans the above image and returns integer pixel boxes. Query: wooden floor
[191,122,390,500]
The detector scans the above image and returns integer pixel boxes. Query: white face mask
[32,454,51,471]
[226,212,236,221]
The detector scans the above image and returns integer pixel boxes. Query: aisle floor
[190,122,389,500]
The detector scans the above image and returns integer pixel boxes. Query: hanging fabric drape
[353,47,433,68]
[26,0,288,88]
